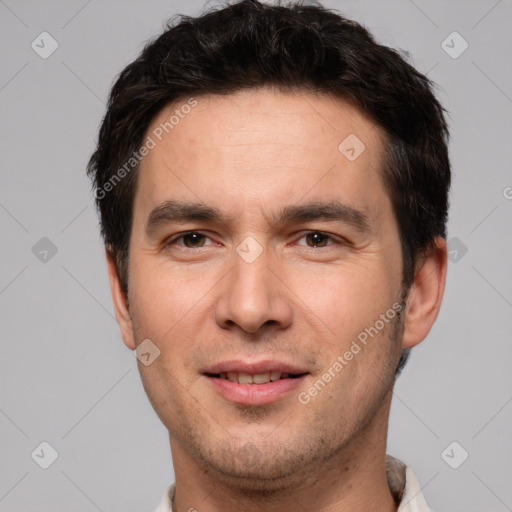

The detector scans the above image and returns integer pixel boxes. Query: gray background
[0,0,511,510]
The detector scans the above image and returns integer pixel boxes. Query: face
[119,88,410,489]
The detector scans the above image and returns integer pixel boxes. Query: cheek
[287,258,400,343]
[127,255,205,340]
[129,274,171,336]
[129,262,205,405]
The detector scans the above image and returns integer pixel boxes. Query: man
[87,1,450,510]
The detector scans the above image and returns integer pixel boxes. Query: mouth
[202,361,309,405]
[205,371,306,384]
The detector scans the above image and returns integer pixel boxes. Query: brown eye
[181,232,206,247]
[165,231,212,249]
[304,232,330,247]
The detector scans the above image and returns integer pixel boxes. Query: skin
[107,87,447,512]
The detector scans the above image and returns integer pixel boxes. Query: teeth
[219,371,289,384]
[252,372,271,384]
[237,372,253,384]
[227,372,238,382]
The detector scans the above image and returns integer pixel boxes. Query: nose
[214,247,293,336]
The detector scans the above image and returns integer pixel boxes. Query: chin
[194,437,325,495]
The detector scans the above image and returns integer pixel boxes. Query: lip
[202,359,308,375]
[202,359,309,406]
[205,373,308,406]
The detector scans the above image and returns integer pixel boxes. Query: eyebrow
[271,201,371,232]
[145,199,371,236]
[145,200,227,235]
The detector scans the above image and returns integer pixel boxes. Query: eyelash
[163,230,343,249]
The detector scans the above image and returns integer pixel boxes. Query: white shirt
[152,454,434,512]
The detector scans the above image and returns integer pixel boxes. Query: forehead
[134,88,389,223]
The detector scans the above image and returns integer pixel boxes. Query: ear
[106,248,136,350]
[402,237,448,349]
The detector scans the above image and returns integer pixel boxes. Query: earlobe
[401,237,448,349]
[106,248,136,350]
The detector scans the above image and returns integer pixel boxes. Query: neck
[169,391,397,512]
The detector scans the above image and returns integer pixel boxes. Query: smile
[206,371,305,384]
[203,363,308,405]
